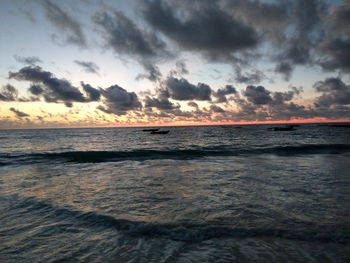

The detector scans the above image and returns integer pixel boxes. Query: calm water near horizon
[1,124,350,262]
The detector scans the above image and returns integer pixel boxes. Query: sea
[0,124,349,262]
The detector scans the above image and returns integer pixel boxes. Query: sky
[0,0,349,129]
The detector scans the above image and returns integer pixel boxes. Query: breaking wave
[1,144,350,165]
[4,195,349,244]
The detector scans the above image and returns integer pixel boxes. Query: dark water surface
[0,124,350,262]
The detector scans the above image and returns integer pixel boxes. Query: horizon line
[1,119,349,131]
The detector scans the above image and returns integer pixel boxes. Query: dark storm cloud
[328,1,350,36]
[28,84,44,95]
[14,55,42,66]
[272,87,302,105]
[265,0,331,75]
[0,84,18,101]
[39,0,86,47]
[230,81,347,121]
[140,0,258,61]
[165,77,212,101]
[93,9,170,81]
[136,64,162,82]
[187,101,198,109]
[138,0,343,80]
[81,82,101,101]
[265,102,314,121]
[318,0,350,73]
[144,96,179,110]
[168,60,189,79]
[233,67,266,85]
[275,0,327,67]
[314,78,350,107]
[213,85,236,103]
[320,38,350,72]
[210,105,225,113]
[93,10,166,58]
[224,0,287,28]
[231,0,326,79]
[243,85,272,105]
[74,60,100,75]
[293,0,326,38]
[274,62,293,81]
[9,66,52,82]
[9,107,29,118]
[98,85,142,115]
[0,84,39,102]
[140,79,349,122]
[9,66,100,106]
[229,85,314,121]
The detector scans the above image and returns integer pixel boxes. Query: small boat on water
[142,128,159,132]
[150,130,169,134]
[273,125,296,131]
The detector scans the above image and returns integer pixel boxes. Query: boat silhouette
[273,125,296,131]
[142,128,159,132]
[150,130,169,134]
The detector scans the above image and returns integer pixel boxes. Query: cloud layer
[2,0,350,127]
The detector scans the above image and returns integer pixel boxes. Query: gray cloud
[233,67,266,85]
[28,84,44,95]
[144,96,179,110]
[9,66,100,106]
[314,78,350,107]
[187,101,198,109]
[175,60,189,75]
[93,9,171,81]
[136,63,162,82]
[81,82,101,101]
[141,79,349,122]
[138,0,342,81]
[9,107,30,118]
[165,77,212,101]
[74,60,100,75]
[0,84,39,102]
[244,85,272,105]
[210,105,225,113]
[39,0,86,47]
[271,87,302,105]
[213,85,237,103]
[275,0,327,69]
[0,84,18,101]
[275,62,293,81]
[14,55,42,66]
[140,0,258,62]
[318,1,350,73]
[328,1,350,36]
[230,85,313,121]
[222,0,288,47]
[99,84,142,115]
[320,38,350,73]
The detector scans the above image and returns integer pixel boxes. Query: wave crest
[1,144,350,164]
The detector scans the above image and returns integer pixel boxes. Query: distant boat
[142,128,159,132]
[150,130,169,134]
[273,125,296,131]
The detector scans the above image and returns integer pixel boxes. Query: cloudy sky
[0,0,349,128]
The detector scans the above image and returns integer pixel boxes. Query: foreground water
[0,124,349,262]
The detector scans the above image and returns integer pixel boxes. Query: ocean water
[0,124,350,262]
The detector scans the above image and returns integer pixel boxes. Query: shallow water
[1,124,350,262]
